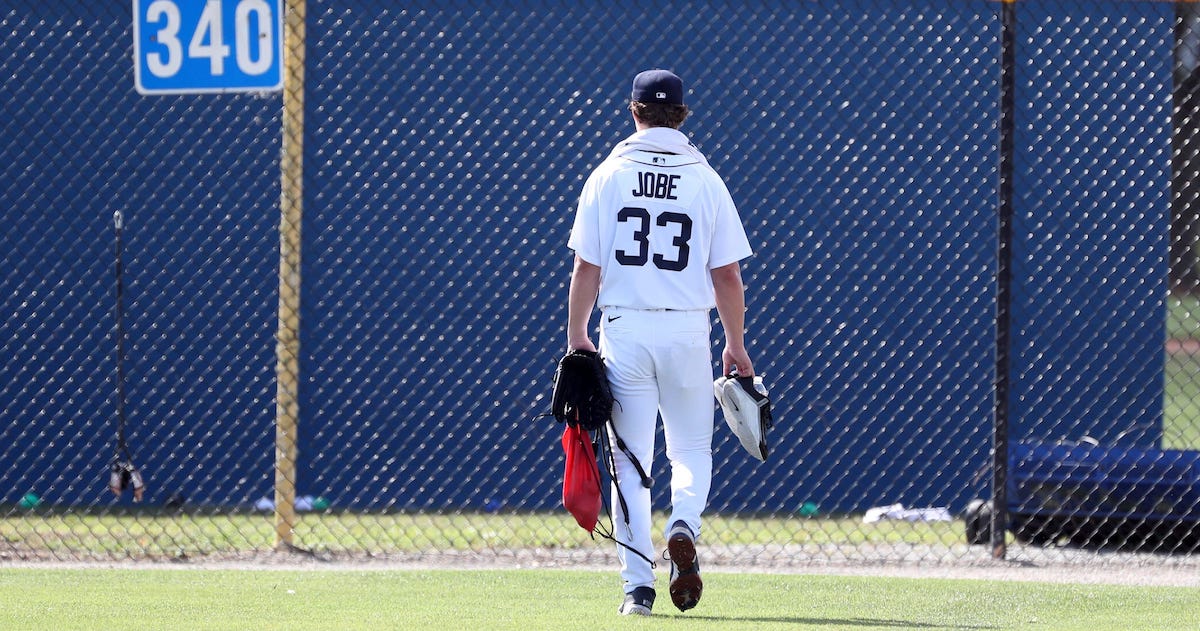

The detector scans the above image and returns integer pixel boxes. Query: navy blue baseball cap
[631,69,684,105]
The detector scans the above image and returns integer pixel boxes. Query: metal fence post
[992,0,1018,561]
[275,0,306,549]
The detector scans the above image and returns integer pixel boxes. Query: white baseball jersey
[568,129,752,310]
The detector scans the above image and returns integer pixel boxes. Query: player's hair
[629,101,690,129]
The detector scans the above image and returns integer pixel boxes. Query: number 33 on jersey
[616,170,698,272]
[568,150,752,311]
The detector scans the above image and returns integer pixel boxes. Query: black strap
[607,424,652,489]
[592,423,656,569]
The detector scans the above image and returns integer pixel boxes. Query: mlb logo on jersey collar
[622,151,701,168]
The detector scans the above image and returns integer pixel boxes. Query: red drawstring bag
[562,424,602,532]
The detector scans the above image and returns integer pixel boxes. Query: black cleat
[618,586,656,616]
[667,521,702,612]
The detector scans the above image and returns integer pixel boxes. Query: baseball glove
[551,349,613,432]
[714,372,773,462]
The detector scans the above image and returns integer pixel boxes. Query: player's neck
[634,123,680,134]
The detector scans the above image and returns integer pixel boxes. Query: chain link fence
[1,0,1198,570]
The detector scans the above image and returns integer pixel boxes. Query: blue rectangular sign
[133,0,284,94]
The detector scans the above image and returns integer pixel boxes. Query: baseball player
[566,69,755,616]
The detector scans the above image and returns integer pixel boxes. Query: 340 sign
[133,0,284,94]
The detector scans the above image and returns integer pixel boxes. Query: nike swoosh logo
[607,315,623,322]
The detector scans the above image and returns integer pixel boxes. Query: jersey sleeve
[567,171,603,265]
[706,180,753,269]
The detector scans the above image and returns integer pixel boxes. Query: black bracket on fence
[109,209,145,503]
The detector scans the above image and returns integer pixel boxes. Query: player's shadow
[672,615,997,629]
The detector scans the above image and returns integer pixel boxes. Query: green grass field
[0,510,964,557]
[0,568,1195,631]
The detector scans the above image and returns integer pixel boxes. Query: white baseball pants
[599,306,714,592]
